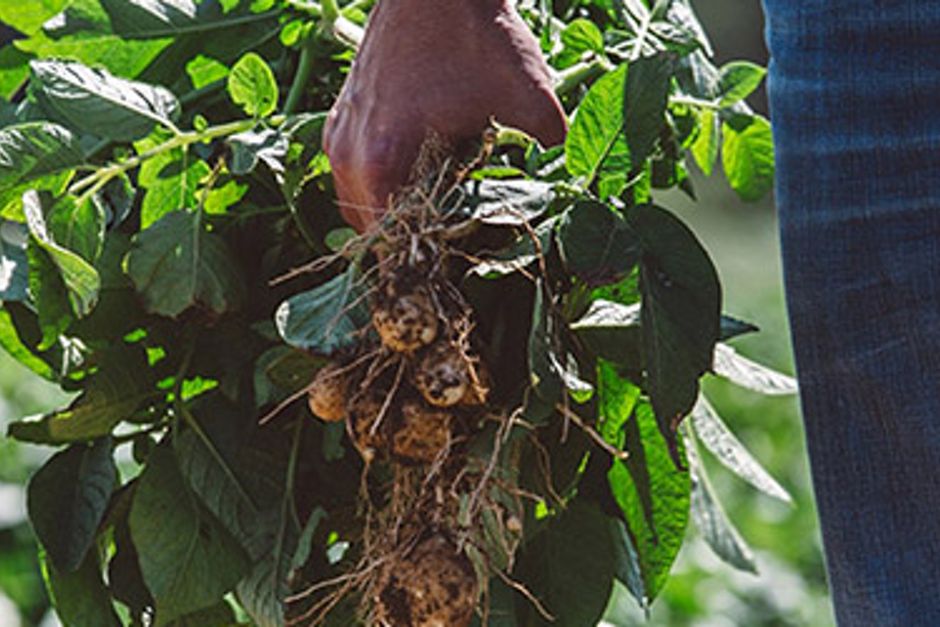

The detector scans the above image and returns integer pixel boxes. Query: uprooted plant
[0,0,795,625]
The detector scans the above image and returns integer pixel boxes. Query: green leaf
[609,517,647,609]
[168,601,236,626]
[690,108,719,176]
[518,499,616,626]
[275,265,369,355]
[0,122,84,190]
[712,343,798,395]
[100,0,276,39]
[30,58,181,142]
[45,195,106,264]
[721,114,775,202]
[186,55,230,89]
[0,305,57,380]
[24,190,101,318]
[606,395,691,601]
[462,178,554,226]
[628,204,720,459]
[717,61,766,107]
[566,65,629,191]
[27,240,74,349]
[525,280,563,422]
[8,347,156,444]
[623,54,674,169]
[125,210,246,318]
[571,299,643,369]
[558,200,640,285]
[227,128,289,175]
[27,439,117,572]
[690,395,792,503]
[687,431,757,573]
[130,445,250,625]
[136,137,210,229]
[559,18,605,64]
[41,549,121,627]
[469,218,553,279]
[565,54,673,195]
[228,52,278,118]
[1,222,30,302]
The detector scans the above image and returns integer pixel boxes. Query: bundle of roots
[288,133,532,626]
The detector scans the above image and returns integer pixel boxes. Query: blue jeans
[762,1,940,624]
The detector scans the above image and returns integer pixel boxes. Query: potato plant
[0,0,794,625]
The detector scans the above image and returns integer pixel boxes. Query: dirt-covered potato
[414,342,489,408]
[307,362,349,422]
[375,534,478,627]
[372,285,439,353]
[349,394,391,462]
[391,401,452,464]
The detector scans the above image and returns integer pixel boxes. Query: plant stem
[284,37,318,115]
[69,117,278,203]
[554,57,611,97]
[668,94,721,111]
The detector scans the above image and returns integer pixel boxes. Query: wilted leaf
[275,265,369,355]
[125,210,245,318]
[712,343,797,395]
[30,59,181,142]
[690,395,792,503]
[687,432,757,573]
[27,439,117,572]
[571,299,643,368]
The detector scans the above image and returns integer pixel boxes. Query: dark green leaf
[606,397,690,601]
[125,210,246,318]
[227,128,289,175]
[101,0,275,39]
[610,517,647,609]
[41,549,121,627]
[130,445,250,625]
[558,200,640,285]
[275,265,369,355]
[690,395,792,503]
[24,190,101,318]
[687,431,757,573]
[1,222,30,302]
[0,122,84,190]
[470,216,555,279]
[629,204,720,457]
[8,347,156,444]
[517,499,616,626]
[45,195,106,264]
[31,58,181,142]
[623,53,674,168]
[26,240,74,349]
[721,114,775,202]
[462,178,554,226]
[525,280,562,421]
[228,52,278,118]
[27,439,117,572]
[719,315,759,341]
[571,299,643,368]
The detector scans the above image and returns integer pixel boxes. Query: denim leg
[761,2,940,625]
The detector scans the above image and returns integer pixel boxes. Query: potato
[372,285,439,353]
[307,362,349,422]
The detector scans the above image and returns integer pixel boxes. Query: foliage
[0,0,791,625]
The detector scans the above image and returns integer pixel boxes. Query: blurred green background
[0,1,835,625]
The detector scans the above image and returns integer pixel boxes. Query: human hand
[323,0,567,232]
